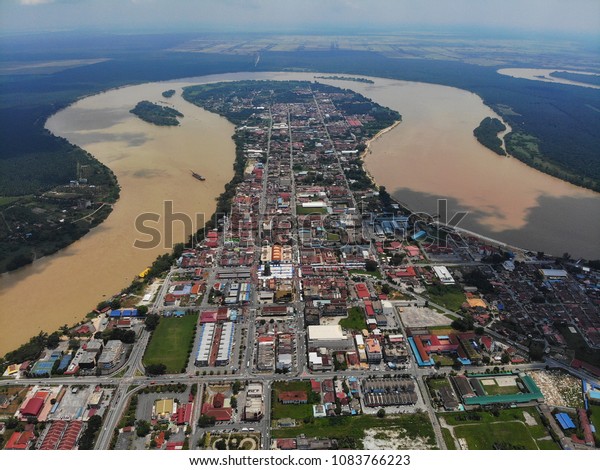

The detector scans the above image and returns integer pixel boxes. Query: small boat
[190,170,206,181]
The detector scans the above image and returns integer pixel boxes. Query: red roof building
[20,397,45,417]
[175,403,194,425]
[5,431,35,450]
[278,391,308,404]
[355,283,370,299]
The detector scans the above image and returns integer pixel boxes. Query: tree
[500,352,511,364]
[365,259,378,272]
[232,380,241,394]
[198,414,216,428]
[136,420,151,437]
[215,439,227,450]
[377,408,386,418]
[381,284,391,295]
[46,332,60,349]
[136,305,149,316]
[145,314,160,331]
[146,363,167,375]
[230,396,237,409]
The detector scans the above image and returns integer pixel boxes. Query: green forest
[130,100,183,126]
[473,117,506,156]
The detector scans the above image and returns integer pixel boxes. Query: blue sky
[1,0,599,36]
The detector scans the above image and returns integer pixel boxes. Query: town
[1,80,599,451]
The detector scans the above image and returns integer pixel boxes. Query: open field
[480,378,521,396]
[398,306,452,328]
[425,286,465,312]
[589,405,600,435]
[143,313,198,373]
[271,381,315,421]
[272,412,436,450]
[440,407,559,450]
[339,306,367,331]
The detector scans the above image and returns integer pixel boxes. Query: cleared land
[440,407,559,450]
[272,412,436,450]
[398,306,451,328]
[143,313,198,373]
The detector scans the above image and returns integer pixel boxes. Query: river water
[0,72,598,355]
[497,68,600,89]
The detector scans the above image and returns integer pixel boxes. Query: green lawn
[442,407,559,450]
[589,405,600,435]
[272,412,436,449]
[143,313,198,373]
[427,378,451,392]
[441,427,456,450]
[454,420,537,449]
[348,269,382,279]
[296,205,328,215]
[481,380,521,396]
[339,306,367,331]
[425,285,465,312]
[271,381,316,421]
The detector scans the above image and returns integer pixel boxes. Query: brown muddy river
[0,72,598,355]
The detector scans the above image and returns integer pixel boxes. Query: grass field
[271,381,315,421]
[425,285,465,312]
[427,378,451,392]
[143,313,198,373]
[589,405,600,435]
[272,412,436,449]
[348,269,382,279]
[442,407,559,450]
[296,205,328,215]
[441,427,456,450]
[481,380,521,396]
[339,306,367,331]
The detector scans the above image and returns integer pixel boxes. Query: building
[307,325,353,350]
[432,266,455,285]
[195,323,216,367]
[4,431,35,450]
[365,337,382,364]
[154,398,176,421]
[278,391,308,404]
[97,340,123,369]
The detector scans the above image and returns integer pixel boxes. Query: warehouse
[307,325,353,350]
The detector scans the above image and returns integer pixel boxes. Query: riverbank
[0,79,237,356]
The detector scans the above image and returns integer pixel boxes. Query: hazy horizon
[1,0,599,39]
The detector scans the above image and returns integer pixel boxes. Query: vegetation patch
[339,306,367,331]
[271,381,318,421]
[473,117,506,155]
[425,285,465,312]
[442,407,559,450]
[130,100,183,126]
[143,313,198,373]
[272,412,436,450]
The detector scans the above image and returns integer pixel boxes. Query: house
[278,391,308,404]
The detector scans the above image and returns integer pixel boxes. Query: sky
[1,0,599,37]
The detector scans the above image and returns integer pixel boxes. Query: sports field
[143,313,198,373]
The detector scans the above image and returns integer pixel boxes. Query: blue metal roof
[556,413,576,430]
